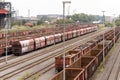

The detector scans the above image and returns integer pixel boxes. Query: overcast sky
[5,0,120,17]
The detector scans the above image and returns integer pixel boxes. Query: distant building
[13,16,40,25]
[92,20,101,24]
[37,14,63,23]
[105,16,113,23]
[37,14,63,19]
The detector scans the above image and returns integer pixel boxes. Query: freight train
[51,28,120,80]
[12,25,98,56]
[54,29,117,72]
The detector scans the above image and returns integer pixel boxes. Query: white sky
[5,0,120,17]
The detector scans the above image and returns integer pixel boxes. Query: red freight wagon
[0,47,4,56]
[34,37,46,49]
[61,32,68,41]
[2,33,6,38]
[12,39,34,56]
[84,49,103,66]
[54,33,62,43]
[72,48,83,57]
[94,35,103,43]
[55,50,81,72]
[80,29,84,35]
[23,30,29,35]
[78,44,90,55]
[68,56,97,80]
[50,68,85,80]
[67,31,73,39]
[45,35,54,46]
[76,30,81,36]
[92,26,98,31]
[0,33,3,39]
[97,41,110,56]
[73,30,77,38]
[86,27,91,33]
[83,28,87,34]
[87,40,97,50]
[8,32,15,38]
[80,28,87,35]
[103,40,113,51]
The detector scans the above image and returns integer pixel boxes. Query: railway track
[0,27,109,63]
[0,27,111,64]
[0,32,90,68]
[0,27,112,80]
[0,33,89,80]
[25,63,55,80]
[0,37,85,79]
[24,63,55,80]
[91,38,120,80]
[24,27,114,80]
[106,39,120,80]
[0,55,16,63]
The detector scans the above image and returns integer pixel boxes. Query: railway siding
[91,38,120,80]
[0,27,113,80]
[3,59,55,80]
[50,28,120,80]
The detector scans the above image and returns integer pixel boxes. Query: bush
[105,23,113,27]
[56,19,74,24]
[115,19,120,26]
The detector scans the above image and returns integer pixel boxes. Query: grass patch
[0,24,56,33]
[17,72,31,80]
[17,72,39,80]
[98,24,105,29]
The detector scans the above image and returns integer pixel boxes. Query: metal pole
[54,27,55,45]
[103,32,105,67]
[67,5,70,19]
[63,2,65,80]
[5,14,9,64]
[102,11,105,67]
[28,9,30,22]
[113,14,115,49]
[102,11,105,25]
[5,22,8,64]
[62,1,71,80]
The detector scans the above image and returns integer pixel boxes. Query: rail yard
[0,26,120,80]
[0,24,99,79]
[0,1,120,80]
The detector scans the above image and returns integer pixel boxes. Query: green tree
[37,20,45,25]
[115,19,120,26]
[105,23,113,27]
[71,13,100,23]
[40,16,51,22]
[56,19,73,24]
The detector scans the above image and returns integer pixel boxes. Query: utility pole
[28,9,30,18]
[113,14,115,49]
[28,9,30,22]
[67,6,70,19]
[102,11,105,67]
[102,11,105,25]
[63,1,71,80]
